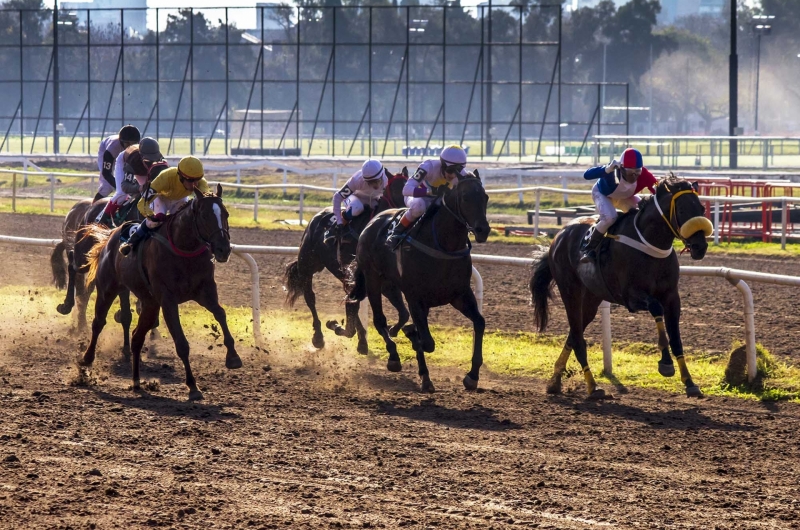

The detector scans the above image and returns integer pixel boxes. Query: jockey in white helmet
[325,159,387,242]
[387,145,467,246]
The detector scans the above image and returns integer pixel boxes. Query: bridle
[440,176,483,234]
[652,182,699,245]
[163,194,229,258]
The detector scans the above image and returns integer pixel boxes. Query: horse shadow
[108,355,185,386]
[364,395,520,432]
[89,389,239,421]
[549,395,755,432]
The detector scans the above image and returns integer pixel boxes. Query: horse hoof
[463,375,478,391]
[312,333,325,349]
[658,362,675,377]
[188,389,204,401]
[226,354,243,370]
[132,380,141,391]
[546,377,562,395]
[56,304,71,315]
[587,388,608,400]
[388,325,401,338]
[114,310,122,323]
[420,378,435,394]
[387,360,402,373]
[325,320,338,331]
[685,385,703,398]
[357,341,368,355]
[122,348,131,362]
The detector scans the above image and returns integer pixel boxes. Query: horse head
[652,175,712,260]
[193,184,232,263]
[382,166,408,209]
[446,169,490,243]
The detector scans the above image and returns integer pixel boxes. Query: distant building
[658,0,725,25]
[61,0,147,37]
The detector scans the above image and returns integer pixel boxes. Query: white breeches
[403,196,435,220]
[592,185,640,233]
[144,196,188,228]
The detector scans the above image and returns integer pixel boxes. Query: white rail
[3,233,797,383]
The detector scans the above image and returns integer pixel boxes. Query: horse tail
[283,259,304,307]
[530,255,553,333]
[50,241,67,290]
[85,225,112,286]
[346,261,367,302]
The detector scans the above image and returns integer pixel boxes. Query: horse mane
[85,224,114,285]
[635,172,691,213]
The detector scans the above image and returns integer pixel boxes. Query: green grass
[8,285,799,401]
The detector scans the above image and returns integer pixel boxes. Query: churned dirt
[1,211,800,529]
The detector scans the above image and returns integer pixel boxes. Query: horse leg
[663,294,702,397]
[80,286,116,368]
[647,298,675,378]
[129,300,160,391]
[118,290,133,361]
[76,277,92,332]
[546,338,573,395]
[363,275,400,372]
[558,286,606,399]
[384,283,410,338]
[56,251,77,316]
[195,285,242,370]
[450,290,485,391]
[303,276,325,349]
[406,300,434,393]
[161,299,203,401]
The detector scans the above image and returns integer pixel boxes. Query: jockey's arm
[404,167,430,198]
[96,140,105,174]
[333,178,355,225]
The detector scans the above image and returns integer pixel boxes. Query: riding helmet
[440,145,467,173]
[178,156,204,180]
[361,159,384,181]
[139,137,162,162]
[118,124,141,145]
[620,148,643,169]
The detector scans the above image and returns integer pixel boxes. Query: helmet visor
[178,168,203,182]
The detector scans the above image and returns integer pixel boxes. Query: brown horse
[283,167,409,354]
[82,185,241,400]
[51,198,142,330]
[530,176,713,398]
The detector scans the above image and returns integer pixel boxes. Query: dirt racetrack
[1,212,800,529]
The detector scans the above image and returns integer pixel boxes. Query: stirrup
[119,243,133,257]
[579,250,596,264]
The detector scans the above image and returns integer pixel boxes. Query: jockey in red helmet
[580,147,657,263]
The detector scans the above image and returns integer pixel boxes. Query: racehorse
[51,198,141,330]
[529,175,713,398]
[82,185,241,401]
[347,171,490,393]
[283,167,409,354]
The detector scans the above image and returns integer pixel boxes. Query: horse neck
[167,203,199,248]
[431,194,468,252]
[636,196,676,250]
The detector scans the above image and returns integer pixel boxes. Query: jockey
[387,145,467,246]
[94,124,140,203]
[580,147,657,263]
[119,156,209,257]
[325,158,386,242]
[93,144,148,227]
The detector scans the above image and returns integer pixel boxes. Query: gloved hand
[412,186,429,198]
[605,159,620,174]
[435,185,448,197]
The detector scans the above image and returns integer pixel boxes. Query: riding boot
[119,222,150,257]
[95,210,113,228]
[387,219,412,247]
[579,228,605,264]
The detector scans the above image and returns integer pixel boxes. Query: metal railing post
[49,173,54,212]
[253,187,259,222]
[534,189,540,235]
[781,198,787,250]
[713,199,720,245]
[600,300,612,375]
[562,176,569,206]
[12,173,16,212]
[516,173,523,205]
[282,169,287,196]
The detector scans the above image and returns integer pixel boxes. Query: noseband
[653,183,712,245]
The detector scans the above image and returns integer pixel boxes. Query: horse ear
[691,181,699,193]
[193,187,204,200]
[216,183,223,198]
[402,166,408,178]
[474,169,480,181]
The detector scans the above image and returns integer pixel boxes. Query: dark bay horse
[348,171,490,393]
[284,167,409,354]
[51,198,141,329]
[530,176,713,398]
[82,185,241,401]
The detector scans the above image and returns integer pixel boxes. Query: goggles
[178,168,203,182]
[443,163,465,175]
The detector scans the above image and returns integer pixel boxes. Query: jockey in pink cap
[580,147,657,263]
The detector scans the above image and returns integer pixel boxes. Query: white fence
[3,233,800,384]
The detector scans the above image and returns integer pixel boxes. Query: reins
[157,195,228,258]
